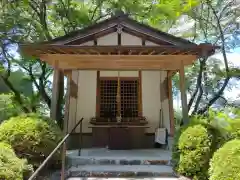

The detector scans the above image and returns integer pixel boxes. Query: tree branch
[90,0,104,21]
[192,78,204,115]
[188,58,205,111]
[39,61,51,108]
[197,1,231,114]
[0,46,30,113]
[17,60,52,109]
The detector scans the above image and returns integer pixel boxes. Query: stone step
[68,156,170,167]
[68,156,171,167]
[67,149,171,167]
[68,178,179,180]
[67,165,176,178]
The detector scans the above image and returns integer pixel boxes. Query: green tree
[172,0,240,115]
[0,94,22,122]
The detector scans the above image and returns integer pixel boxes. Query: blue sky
[223,48,240,101]
[235,47,240,53]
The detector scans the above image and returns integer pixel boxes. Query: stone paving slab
[68,178,179,180]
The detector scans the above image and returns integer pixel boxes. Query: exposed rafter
[20,44,216,57]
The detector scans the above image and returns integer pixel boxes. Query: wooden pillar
[179,62,189,125]
[61,73,71,180]
[50,69,61,120]
[167,71,174,136]
[138,71,142,116]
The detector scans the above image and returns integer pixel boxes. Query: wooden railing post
[78,122,83,156]
[28,117,84,180]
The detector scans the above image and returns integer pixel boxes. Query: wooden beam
[141,38,146,46]
[63,70,72,77]
[118,33,121,45]
[22,45,205,57]
[40,54,196,70]
[167,71,174,136]
[179,61,189,125]
[94,38,97,45]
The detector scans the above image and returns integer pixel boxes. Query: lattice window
[99,78,139,118]
[99,80,117,118]
[121,80,138,118]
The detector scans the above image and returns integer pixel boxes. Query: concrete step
[68,156,171,167]
[67,165,176,178]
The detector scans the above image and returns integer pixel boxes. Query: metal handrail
[28,117,84,180]
[78,119,83,156]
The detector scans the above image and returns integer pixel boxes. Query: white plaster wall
[75,70,97,133]
[142,71,170,133]
[122,32,142,45]
[142,71,161,133]
[80,41,94,46]
[97,32,118,45]
[100,71,138,77]
[145,41,159,46]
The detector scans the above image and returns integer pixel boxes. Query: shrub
[177,124,212,180]
[172,126,185,170]
[209,139,240,180]
[172,116,210,172]
[0,142,33,180]
[207,108,240,141]
[0,113,63,167]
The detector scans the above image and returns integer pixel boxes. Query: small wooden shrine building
[20,13,217,150]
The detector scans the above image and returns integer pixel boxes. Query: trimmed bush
[0,142,33,180]
[226,118,240,139]
[209,139,240,180]
[0,113,63,167]
[172,116,208,171]
[177,124,212,180]
[171,126,185,170]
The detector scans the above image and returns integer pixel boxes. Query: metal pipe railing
[28,117,84,180]
[78,122,83,156]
